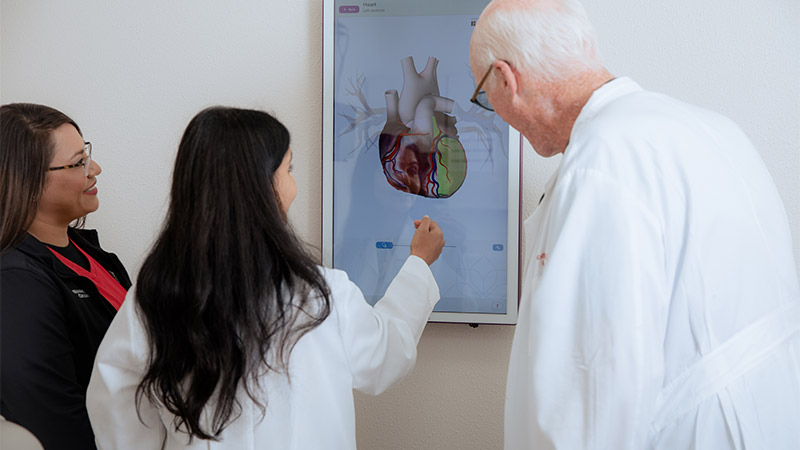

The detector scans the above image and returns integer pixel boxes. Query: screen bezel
[321,0,521,325]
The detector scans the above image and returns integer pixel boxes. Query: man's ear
[493,60,518,97]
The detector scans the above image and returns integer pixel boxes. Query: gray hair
[471,0,604,83]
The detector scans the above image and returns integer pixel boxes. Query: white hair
[471,0,604,83]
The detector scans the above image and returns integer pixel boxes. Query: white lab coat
[87,255,438,449]
[506,77,800,449]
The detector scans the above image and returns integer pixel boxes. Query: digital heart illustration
[379,56,467,198]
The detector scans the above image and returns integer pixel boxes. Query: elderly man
[469,0,800,448]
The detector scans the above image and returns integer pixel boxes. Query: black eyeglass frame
[47,142,92,177]
[469,65,494,112]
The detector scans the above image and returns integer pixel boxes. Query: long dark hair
[135,107,331,440]
[0,103,81,252]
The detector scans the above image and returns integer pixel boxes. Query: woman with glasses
[0,103,131,450]
[86,106,444,449]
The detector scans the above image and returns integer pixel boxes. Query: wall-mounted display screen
[322,0,521,324]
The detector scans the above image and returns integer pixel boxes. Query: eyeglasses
[47,142,92,177]
[469,65,494,112]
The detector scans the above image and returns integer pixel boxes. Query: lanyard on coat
[47,239,126,311]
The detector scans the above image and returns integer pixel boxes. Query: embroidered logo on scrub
[536,253,547,266]
[72,289,89,299]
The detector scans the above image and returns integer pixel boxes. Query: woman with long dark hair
[87,106,444,448]
[0,103,131,449]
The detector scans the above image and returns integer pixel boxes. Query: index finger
[419,215,431,230]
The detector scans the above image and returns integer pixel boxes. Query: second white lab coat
[505,78,800,449]
[87,255,439,449]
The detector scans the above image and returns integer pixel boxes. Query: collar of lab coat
[570,76,643,138]
[529,77,643,227]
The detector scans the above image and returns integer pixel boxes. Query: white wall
[2,0,797,448]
